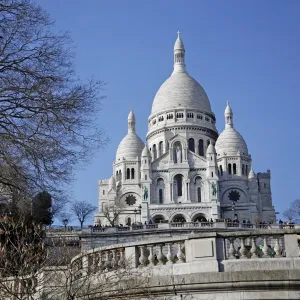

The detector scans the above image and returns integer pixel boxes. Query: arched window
[159,189,163,204]
[126,217,131,226]
[126,168,130,179]
[228,164,232,175]
[245,165,248,176]
[220,165,223,176]
[145,174,147,180]
[242,164,245,175]
[198,139,204,156]
[233,163,237,175]
[207,140,210,147]
[116,170,118,180]
[159,141,163,157]
[174,174,183,197]
[197,187,201,202]
[188,138,195,152]
[119,170,122,180]
[153,144,157,160]
[131,168,135,179]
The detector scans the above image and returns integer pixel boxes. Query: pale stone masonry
[94,33,275,226]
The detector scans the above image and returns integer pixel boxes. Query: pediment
[187,151,207,168]
[151,152,169,169]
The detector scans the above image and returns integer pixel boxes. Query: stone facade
[94,33,275,226]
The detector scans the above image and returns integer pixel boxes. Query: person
[279,219,283,229]
[149,219,153,224]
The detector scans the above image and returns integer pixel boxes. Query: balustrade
[70,230,296,281]
[225,234,284,259]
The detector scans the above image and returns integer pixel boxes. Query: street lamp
[231,201,236,221]
[134,205,142,224]
[63,218,69,231]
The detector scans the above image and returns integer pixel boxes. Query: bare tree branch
[0,0,108,203]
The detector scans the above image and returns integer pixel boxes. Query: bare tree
[71,201,96,229]
[0,214,153,300]
[103,205,122,226]
[0,0,107,204]
[282,208,297,222]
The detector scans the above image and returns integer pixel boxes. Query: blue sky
[37,0,300,224]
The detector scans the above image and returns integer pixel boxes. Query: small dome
[207,143,216,154]
[215,127,248,155]
[142,145,150,157]
[116,133,144,160]
[151,72,212,115]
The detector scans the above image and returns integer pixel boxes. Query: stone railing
[89,222,300,234]
[71,228,300,279]
[0,274,37,298]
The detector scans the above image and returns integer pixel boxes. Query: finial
[227,100,230,106]
[177,31,181,38]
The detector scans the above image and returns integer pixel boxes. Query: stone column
[169,182,173,202]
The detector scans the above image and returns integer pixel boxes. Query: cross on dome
[177,31,181,38]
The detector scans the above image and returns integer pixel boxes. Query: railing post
[124,246,139,268]
[284,233,299,257]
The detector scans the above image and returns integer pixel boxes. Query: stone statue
[211,182,217,196]
[143,186,148,201]
[176,146,182,163]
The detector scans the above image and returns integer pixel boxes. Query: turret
[141,145,151,181]
[206,143,218,179]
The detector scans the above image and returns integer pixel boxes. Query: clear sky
[37,0,300,224]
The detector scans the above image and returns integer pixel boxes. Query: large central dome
[151,72,212,115]
[150,32,213,116]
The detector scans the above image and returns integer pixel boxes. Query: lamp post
[134,205,142,224]
[231,201,236,221]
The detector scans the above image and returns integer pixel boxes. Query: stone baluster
[104,251,111,269]
[176,241,186,263]
[250,237,258,258]
[139,245,148,266]
[118,248,125,268]
[98,252,105,270]
[82,254,89,275]
[262,236,270,258]
[228,238,236,259]
[166,243,174,265]
[157,244,166,265]
[274,237,282,257]
[148,244,156,266]
[111,249,117,268]
[239,238,247,259]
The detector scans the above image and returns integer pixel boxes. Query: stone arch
[157,178,165,204]
[173,174,183,200]
[171,213,188,223]
[169,211,189,223]
[125,216,132,226]
[191,212,209,222]
[151,213,168,224]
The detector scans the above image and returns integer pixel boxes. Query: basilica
[94,33,275,226]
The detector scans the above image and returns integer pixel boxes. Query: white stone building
[94,33,275,226]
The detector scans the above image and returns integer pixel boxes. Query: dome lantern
[173,31,186,74]
[128,109,136,134]
[225,100,233,128]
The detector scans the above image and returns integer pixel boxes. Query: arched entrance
[172,214,186,223]
[192,214,208,222]
[126,217,132,226]
[152,215,165,224]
